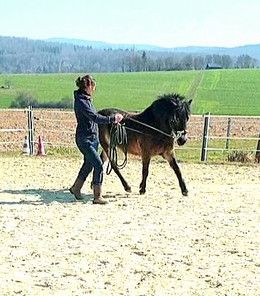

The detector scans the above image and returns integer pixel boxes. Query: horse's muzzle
[177,131,187,146]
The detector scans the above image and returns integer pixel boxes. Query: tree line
[0,36,258,74]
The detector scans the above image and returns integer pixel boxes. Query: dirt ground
[0,155,259,296]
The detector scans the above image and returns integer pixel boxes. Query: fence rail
[200,112,260,162]
[0,107,259,162]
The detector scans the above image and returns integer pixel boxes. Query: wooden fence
[0,108,259,162]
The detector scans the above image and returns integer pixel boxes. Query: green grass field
[0,69,260,115]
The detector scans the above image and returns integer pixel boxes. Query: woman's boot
[93,184,108,205]
[69,178,84,200]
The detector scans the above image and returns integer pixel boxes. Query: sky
[0,0,259,48]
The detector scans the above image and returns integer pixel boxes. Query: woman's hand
[114,113,124,123]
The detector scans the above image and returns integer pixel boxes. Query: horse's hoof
[125,186,132,193]
[139,189,146,195]
[182,190,188,196]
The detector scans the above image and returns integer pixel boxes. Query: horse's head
[154,94,192,146]
[148,93,192,145]
[169,95,192,145]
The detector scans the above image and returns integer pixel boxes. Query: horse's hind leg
[139,155,151,195]
[99,126,131,193]
[163,151,188,196]
[100,150,108,163]
[101,146,131,193]
[111,161,132,193]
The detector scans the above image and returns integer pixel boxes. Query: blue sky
[1,0,259,48]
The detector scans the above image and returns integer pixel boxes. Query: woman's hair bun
[75,77,81,88]
[75,75,96,90]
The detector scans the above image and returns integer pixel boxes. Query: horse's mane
[147,93,191,118]
[157,93,186,101]
[157,93,191,114]
[137,93,191,128]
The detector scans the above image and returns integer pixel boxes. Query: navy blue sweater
[74,90,115,140]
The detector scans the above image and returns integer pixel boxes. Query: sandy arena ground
[0,155,259,296]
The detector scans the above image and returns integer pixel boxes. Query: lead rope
[127,117,185,140]
[106,123,128,175]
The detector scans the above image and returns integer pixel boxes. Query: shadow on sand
[0,188,135,206]
[0,189,94,205]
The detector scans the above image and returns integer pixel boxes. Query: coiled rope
[106,123,128,175]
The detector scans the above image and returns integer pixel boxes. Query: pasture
[0,69,260,115]
[0,156,259,295]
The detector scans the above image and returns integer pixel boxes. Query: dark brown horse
[98,93,192,196]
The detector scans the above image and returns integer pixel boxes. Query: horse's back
[98,108,126,117]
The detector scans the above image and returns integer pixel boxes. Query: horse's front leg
[139,156,151,195]
[163,151,188,196]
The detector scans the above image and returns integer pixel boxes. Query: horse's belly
[127,145,142,155]
[126,140,142,155]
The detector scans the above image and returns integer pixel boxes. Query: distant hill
[45,38,169,52]
[170,44,260,60]
[0,35,258,74]
[46,37,260,60]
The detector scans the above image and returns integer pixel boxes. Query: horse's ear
[188,99,192,105]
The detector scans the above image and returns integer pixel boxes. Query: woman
[70,74,123,204]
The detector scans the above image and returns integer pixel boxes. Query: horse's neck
[133,108,152,122]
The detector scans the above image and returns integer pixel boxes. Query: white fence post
[27,106,34,155]
[201,112,210,162]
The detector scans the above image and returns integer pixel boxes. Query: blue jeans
[76,137,103,185]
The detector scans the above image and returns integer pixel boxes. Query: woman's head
[76,75,96,94]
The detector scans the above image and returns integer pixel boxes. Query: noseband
[170,119,186,140]
[173,130,186,140]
